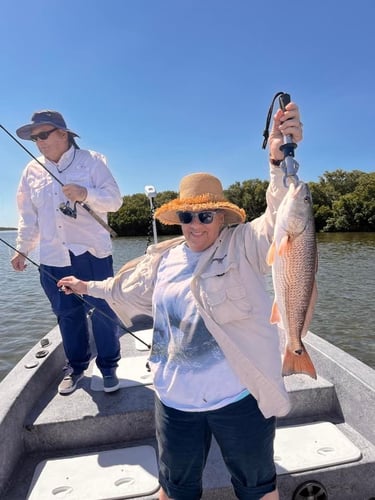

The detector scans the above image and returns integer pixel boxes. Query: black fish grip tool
[262,92,300,186]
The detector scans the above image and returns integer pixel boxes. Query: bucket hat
[154,172,246,225]
[16,110,79,140]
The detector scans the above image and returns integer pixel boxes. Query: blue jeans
[155,394,277,500]
[40,251,120,375]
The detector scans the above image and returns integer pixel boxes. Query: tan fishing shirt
[88,165,291,418]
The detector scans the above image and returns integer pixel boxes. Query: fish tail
[282,343,317,379]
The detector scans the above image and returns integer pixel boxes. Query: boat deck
[1,325,375,499]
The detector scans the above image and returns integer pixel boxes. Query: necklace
[56,148,76,173]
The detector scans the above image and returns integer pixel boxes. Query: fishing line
[262,91,285,150]
[261,91,300,187]
[0,124,117,238]
[0,237,151,349]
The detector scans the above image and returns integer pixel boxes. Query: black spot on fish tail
[282,343,317,379]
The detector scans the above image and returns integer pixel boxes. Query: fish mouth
[293,182,312,202]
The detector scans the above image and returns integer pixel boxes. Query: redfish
[267,181,318,379]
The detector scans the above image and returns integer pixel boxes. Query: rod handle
[279,93,291,111]
[78,201,118,238]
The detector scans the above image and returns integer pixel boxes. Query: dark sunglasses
[30,127,58,142]
[177,211,218,225]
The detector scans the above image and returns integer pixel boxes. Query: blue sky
[1,0,374,227]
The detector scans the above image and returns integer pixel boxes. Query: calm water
[0,230,374,382]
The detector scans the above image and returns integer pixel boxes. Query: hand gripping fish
[267,181,318,379]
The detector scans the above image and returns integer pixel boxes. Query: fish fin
[301,279,318,338]
[270,300,281,324]
[282,343,317,379]
[277,235,290,256]
[266,241,276,265]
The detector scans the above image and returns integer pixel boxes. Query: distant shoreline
[0,228,17,231]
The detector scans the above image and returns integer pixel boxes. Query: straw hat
[154,173,246,225]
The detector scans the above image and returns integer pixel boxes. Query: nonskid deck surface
[3,329,375,500]
[21,329,334,433]
[22,331,338,443]
[25,327,155,430]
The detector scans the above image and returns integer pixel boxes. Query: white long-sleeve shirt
[16,146,123,266]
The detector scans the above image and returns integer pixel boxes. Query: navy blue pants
[156,394,277,500]
[40,251,120,376]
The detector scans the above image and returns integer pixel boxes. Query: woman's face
[180,210,225,252]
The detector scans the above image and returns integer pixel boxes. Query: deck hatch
[274,421,362,474]
[27,445,159,499]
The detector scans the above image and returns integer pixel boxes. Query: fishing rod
[262,91,300,186]
[0,237,151,349]
[0,124,118,238]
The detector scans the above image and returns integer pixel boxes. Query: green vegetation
[5,169,373,236]
[108,169,372,236]
[309,170,375,232]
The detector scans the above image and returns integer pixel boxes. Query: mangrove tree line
[108,169,375,236]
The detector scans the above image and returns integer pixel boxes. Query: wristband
[269,158,283,166]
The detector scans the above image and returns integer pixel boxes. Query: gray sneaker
[58,372,84,395]
[103,374,120,393]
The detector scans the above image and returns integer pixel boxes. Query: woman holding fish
[58,101,304,500]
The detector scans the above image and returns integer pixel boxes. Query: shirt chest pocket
[29,177,51,208]
[200,263,252,325]
[66,166,90,186]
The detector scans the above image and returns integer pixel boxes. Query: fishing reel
[59,200,78,219]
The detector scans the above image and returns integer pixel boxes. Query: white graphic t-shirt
[149,242,249,411]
